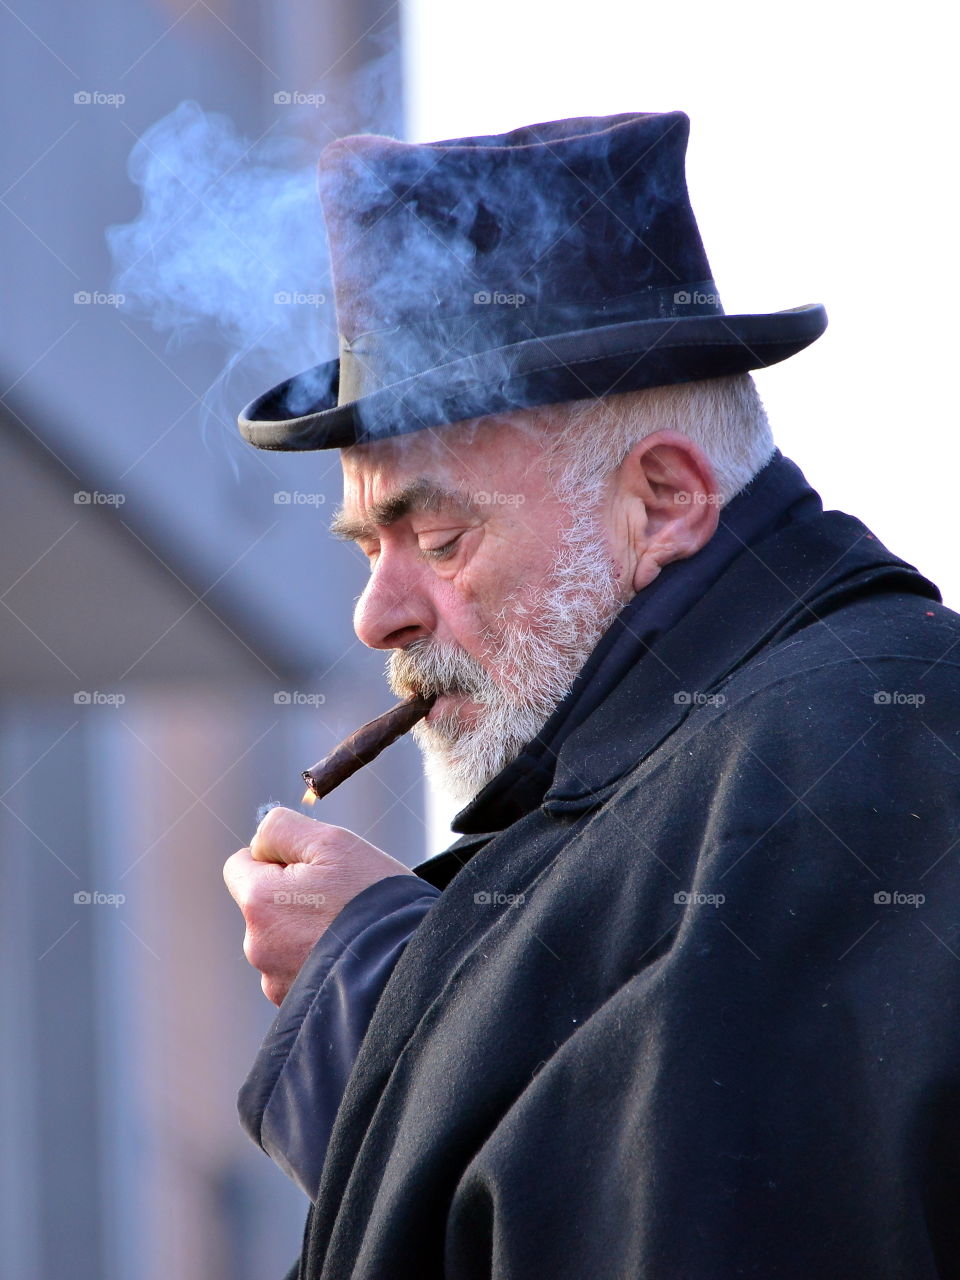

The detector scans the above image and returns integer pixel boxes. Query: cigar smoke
[255,800,282,826]
[105,42,401,423]
[107,100,332,413]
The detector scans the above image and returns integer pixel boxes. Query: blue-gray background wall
[0,3,420,1276]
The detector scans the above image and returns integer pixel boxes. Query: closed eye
[419,534,462,562]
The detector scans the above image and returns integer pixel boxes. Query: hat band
[337,280,722,402]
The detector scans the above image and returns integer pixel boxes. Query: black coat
[293,506,960,1280]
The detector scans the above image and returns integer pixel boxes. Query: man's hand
[223,806,414,1006]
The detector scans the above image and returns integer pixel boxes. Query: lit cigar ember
[301,693,436,804]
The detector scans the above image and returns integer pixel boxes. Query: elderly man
[224,112,960,1279]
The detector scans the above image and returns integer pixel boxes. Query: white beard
[388,509,627,806]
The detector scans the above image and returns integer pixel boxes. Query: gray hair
[536,374,775,506]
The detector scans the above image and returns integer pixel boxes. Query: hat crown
[317,112,718,388]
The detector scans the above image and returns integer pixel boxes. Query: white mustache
[388,638,497,704]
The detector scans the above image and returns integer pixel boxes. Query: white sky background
[402,0,959,849]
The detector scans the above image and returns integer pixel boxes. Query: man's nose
[353,552,435,651]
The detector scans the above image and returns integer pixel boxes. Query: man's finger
[249,805,339,867]
[223,845,281,905]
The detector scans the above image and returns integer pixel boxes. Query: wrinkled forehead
[340,412,548,500]
[342,426,463,486]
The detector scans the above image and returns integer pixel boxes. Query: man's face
[334,416,627,803]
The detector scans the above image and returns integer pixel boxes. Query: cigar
[301,693,436,802]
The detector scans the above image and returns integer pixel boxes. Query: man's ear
[614,431,722,592]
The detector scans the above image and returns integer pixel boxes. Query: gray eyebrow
[329,476,476,543]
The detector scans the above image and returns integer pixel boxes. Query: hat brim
[238,304,827,451]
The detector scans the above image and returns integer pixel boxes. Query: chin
[423,755,485,809]
[418,719,525,809]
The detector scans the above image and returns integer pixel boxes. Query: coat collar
[447,458,939,839]
[542,511,939,815]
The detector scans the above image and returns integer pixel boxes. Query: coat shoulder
[717,589,960,714]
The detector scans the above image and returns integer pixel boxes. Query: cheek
[432,579,487,650]
[438,526,555,647]
[430,558,523,661]
[472,524,550,597]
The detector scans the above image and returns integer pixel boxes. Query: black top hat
[238,111,826,451]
